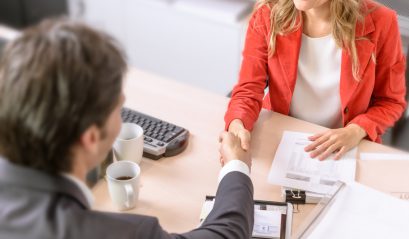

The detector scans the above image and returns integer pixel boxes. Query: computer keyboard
[120,107,189,160]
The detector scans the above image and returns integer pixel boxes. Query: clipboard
[200,196,293,239]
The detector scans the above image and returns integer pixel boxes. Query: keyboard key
[174,127,183,134]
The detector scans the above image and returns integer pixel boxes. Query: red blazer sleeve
[349,11,407,142]
[224,6,270,131]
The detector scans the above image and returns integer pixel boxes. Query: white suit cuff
[218,159,250,183]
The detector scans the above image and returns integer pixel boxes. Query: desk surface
[92,67,408,234]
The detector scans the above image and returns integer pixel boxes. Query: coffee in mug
[106,160,140,210]
[116,176,133,180]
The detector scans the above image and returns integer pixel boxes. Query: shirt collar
[62,173,94,208]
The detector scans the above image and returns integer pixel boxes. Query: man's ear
[78,125,101,154]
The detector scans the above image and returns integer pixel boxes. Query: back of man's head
[0,19,127,174]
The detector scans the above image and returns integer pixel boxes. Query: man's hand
[304,124,367,160]
[219,131,251,168]
[228,119,251,151]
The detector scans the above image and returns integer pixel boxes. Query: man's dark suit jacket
[0,158,254,239]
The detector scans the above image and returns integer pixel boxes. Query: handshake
[218,131,252,170]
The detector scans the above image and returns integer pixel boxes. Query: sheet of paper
[268,131,357,194]
[253,210,281,238]
[360,152,409,161]
[199,200,214,223]
[306,182,409,239]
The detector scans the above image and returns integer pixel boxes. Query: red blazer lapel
[275,18,302,113]
[340,13,375,110]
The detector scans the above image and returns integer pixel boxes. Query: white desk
[92,67,408,233]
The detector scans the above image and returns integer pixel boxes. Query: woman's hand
[228,119,251,151]
[218,131,252,168]
[304,124,367,160]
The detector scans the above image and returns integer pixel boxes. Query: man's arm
[179,171,253,239]
[144,171,253,239]
[175,132,254,239]
[130,132,254,239]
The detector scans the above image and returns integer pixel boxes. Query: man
[0,20,254,238]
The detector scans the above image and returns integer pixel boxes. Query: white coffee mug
[106,160,140,210]
[113,122,144,164]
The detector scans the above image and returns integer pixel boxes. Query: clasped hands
[226,119,367,161]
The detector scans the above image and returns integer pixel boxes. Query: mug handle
[124,184,134,208]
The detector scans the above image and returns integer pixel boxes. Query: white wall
[69,0,250,96]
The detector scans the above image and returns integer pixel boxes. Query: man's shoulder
[0,184,162,239]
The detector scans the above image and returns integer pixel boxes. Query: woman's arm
[348,11,407,141]
[224,6,270,133]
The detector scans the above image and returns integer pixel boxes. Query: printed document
[268,131,357,194]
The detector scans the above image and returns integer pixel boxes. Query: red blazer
[225,0,407,142]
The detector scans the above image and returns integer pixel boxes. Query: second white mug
[113,122,144,164]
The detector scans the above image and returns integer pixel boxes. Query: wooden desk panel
[92,68,408,234]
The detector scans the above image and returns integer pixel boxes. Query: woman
[225,0,406,160]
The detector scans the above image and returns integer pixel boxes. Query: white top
[290,34,342,128]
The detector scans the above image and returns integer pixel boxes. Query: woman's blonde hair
[257,0,365,80]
